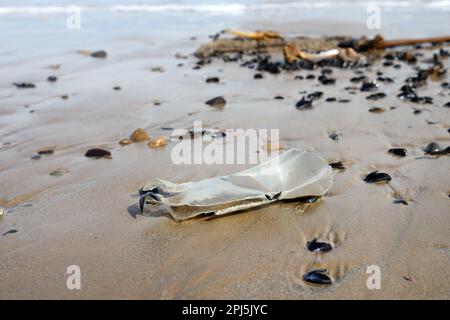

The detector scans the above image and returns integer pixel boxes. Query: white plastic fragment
[139,148,333,220]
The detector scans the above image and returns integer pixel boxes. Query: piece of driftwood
[195,36,351,59]
[195,33,450,59]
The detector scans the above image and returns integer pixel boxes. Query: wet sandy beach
[1,8,450,298]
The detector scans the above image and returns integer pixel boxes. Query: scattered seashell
[47,75,58,82]
[303,269,332,285]
[206,77,219,83]
[377,76,394,83]
[0,207,4,217]
[388,148,407,157]
[403,276,413,282]
[49,169,68,177]
[329,132,340,141]
[423,142,450,155]
[119,138,132,146]
[37,148,54,155]
[318,75,335,85]
[113,86,121,91]
[369,107,385,113]
[150,66,165,73]
[366,92,386,100]
[295,97,313,110]
[307,91,323,100]
[393,197,408,205]
[205,96,226,108]
[329,162,345,170]
[130,128,149,142]
[364,170,391,183]
[31,154,41,160]
[148,137,167,148]
[48,64,60,70]
[61,94,69,100]
[90,50,107,58]
[85,148,112,159]
[360,81,379,92]
[307,239,332,253]
[254,73,263,79]
[13,82,35,89]
[350,75,368,83]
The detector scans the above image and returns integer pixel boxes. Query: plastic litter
[139,148,333,221]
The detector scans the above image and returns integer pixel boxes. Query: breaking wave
[0,1,449,15]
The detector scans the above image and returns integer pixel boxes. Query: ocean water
[0,1,449,54]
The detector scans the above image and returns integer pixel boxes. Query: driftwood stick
[378,36,450,49]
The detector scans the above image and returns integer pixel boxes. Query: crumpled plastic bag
[139,148,333,220]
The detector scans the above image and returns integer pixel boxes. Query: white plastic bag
[139,149,333,220]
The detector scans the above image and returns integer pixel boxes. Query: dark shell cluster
[364,170,392,183]
[296,91,323,110]
[303,269,332,285]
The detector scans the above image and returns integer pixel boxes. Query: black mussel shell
[295,97,313,110]
[13,82,35,89]
[38,149,54,155]
[318,75,336,85]
[366,92,386,100]
[206,77,219,83]
[368,107,385,113]
[393,197,408,205]
[329,162,345,170]
[364,170,391,183]
[329,132,340,141]
[325,97,336,102]
[85,148,112,159]
[443,102,450,108]
[360,81,379,92]
[424,142,441,155]
[306,91,323,100]
[307,239,333,253]
[424,142,450,155]
[303,269,332,285]
[254,73,263,79]
[377,76,394,83]
[350,75,367,83]
[274,95,284,100]
[205,96,226,108]
[47,75,58,82]
[90,50,107,58]
[388,148,407,157]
